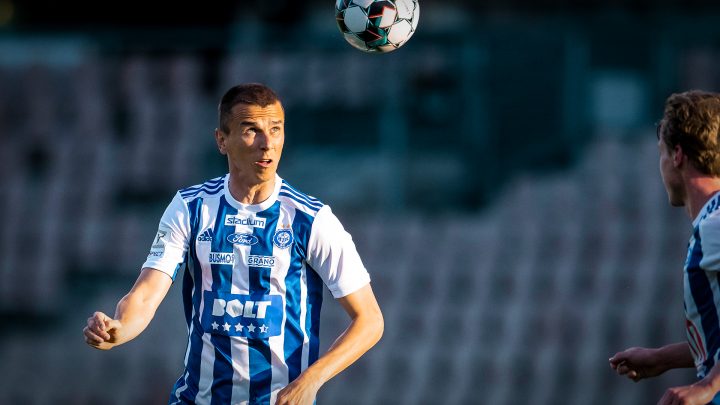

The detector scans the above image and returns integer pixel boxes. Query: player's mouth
[255,159,273,168]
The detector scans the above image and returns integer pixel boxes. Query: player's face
[658,134,685,207]
[216,101,285,184]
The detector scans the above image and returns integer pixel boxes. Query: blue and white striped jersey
[684,191,720,379]
[142,174,370,405]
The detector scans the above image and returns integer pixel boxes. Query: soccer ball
[335,0,420,53]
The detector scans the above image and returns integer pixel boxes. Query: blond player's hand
[609,347,668,382]
[83,311,122,350]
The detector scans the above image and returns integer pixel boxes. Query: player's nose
[255,131,270,149]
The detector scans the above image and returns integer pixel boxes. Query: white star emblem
[223,322,231,332]
[260,324,268,333]
[235,323,243,332]
[247,324,256,333]
[211,321,219,330]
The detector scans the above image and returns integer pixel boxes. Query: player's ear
[672,144,684,167]
[215,128,227,155]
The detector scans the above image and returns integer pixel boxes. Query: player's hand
[657,381,715,405]
[83,311,122,350]
[609,347,668,382]
[275,375,321,405]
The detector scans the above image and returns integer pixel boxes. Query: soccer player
[610,90,720,405]
[83,83,384,405]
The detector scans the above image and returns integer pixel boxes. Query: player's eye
[270,127,281,134]
[244,128,256,136]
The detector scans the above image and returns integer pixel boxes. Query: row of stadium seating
[0,133,698,403]
[318,137,694,405]
[2,27,719,403]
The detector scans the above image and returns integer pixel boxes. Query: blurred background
[1,0,720,404]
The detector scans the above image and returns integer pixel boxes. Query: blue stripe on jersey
[180,177,225,198]
[180,176,224,194]
[283,209,324,366]
[279,184,323,210]
[283,209,314,382]
[278,187,322,209]
[281,180,322,205]
[305,266,323,365]
[181,183,224,199]
[181,260,193,331]
[209,195,238,405]
[248,201,281,404]
[688,227,720,373]
[278,192,323,213]
[172,197,205,404]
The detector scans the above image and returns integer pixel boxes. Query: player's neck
[684,175,720,220]
[227,172,276,205]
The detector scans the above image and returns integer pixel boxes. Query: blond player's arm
[275,283,384,405]
[609,342,694,381]
[83,267,172,350]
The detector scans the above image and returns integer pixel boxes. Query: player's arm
[83,268,172,350]
[658,361,720,405]
[276,283,383,405]
[609,342,694,381]
[84,192,189,350]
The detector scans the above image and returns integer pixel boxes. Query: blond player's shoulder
[699,212,720,271]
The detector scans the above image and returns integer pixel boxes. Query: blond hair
[661,90,720,175]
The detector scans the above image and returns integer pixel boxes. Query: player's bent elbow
[366,307,384,347]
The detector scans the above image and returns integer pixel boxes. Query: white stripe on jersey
[194,196,220,404]
[269,206,296,401]
[228,200,252,405]
[685,258,710,372]
[196,332,216,403]
[230,337,251,404]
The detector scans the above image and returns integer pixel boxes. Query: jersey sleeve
[306,206,371,298]
[700,214,720,271]
[141,192,191,280]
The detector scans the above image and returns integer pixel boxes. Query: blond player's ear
[672,144,684,167]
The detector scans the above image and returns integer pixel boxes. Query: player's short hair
[218,83,282,133]
[660,90,720,176]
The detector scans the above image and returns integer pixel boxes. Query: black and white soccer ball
[335,0,420,53]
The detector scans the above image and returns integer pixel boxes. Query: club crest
[273,229,293,249]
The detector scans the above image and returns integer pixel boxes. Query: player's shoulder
[177,175,227,202]
[698,201,720,270]
[277,178,325,216]
[699,193,720,229]
[701,211,720,228]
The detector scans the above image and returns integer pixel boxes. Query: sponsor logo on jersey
[212,298,273,319]
[224,215,266,228]
[247,255,276,268]
[202,291,283,337]
[273,228,293,249]
[226,233,259,246]
[149,225,171,257]
[197,228,213,242]
[151,228,168,250]
[208,252,235,265]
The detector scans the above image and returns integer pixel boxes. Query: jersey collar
[223,173,282,212]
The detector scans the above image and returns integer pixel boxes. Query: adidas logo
[197,229,213,242]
